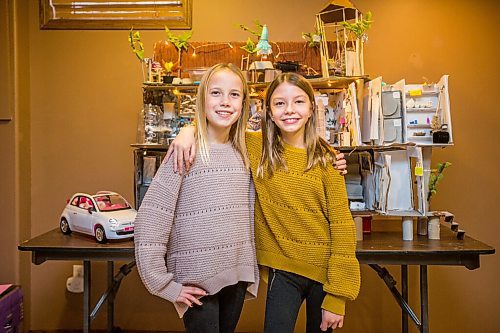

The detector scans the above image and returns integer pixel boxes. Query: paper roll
[428,217,440,240]
[417,217,428,236]
[354,217,363,241]
[402,216,414,241]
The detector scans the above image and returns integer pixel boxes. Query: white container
[402,216,414,241]
[428,216,440,240]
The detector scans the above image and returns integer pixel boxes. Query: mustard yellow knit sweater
[246,131,360,315]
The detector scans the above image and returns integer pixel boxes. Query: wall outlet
[73,264,83,277]
[67,264,84,293]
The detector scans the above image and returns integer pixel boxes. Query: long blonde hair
[257,72,336,177]
[195,63,250,168]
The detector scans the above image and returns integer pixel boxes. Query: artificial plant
[238,21,263,55]
[337,11,373,76]
[128,28,146,80]
[340,11,373,41]
[162,61,174,76]
[427,162,452,203]
[238,20,263,38]
[164,27,193,76]
[241,37,258,54]
[128,28,145,60]
[302,28,322,48]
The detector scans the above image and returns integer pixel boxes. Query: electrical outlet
[73,264,83,277]
[67,264,84,293]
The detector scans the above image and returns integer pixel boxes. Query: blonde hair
[257,72,336,177]
[195,63,250,168]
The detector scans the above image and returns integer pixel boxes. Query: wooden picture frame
[0,0,12,121]
[39,0,192,30]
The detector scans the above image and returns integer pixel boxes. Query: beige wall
[2,0,498,332]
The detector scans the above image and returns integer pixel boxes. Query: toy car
[60,191,137,243]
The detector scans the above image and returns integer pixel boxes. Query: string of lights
[190,42,234,57]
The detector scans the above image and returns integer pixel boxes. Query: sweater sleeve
[321,166,361,315]
[134,157,184,303]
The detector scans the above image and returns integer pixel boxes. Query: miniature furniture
[19,226,494,333]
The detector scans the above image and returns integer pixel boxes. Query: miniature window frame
[39,0,192,30]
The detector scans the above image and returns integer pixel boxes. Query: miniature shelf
[405,91,439,96]
[130,143,169,150]
[142,75,368,91]
[407,124,432,129]
[406,108,438,113]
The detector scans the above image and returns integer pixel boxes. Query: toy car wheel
[60,218,71,235]
[94,225,107,243]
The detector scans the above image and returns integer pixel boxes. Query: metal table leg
[83,260,91,333]
[420,265,429,333]
[369,264,421,329]
[107,261,114,333]
[402,265,409,333]
[89,261,136,332]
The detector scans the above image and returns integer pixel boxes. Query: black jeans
[264,269,333,333]
[183,281,248,333]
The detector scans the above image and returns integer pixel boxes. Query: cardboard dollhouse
[316,0,368,77]
[329,74,453,218]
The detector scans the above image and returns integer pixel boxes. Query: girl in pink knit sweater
[135,63,259,333]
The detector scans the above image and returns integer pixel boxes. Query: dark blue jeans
[183,281,248,333]
[264,269,333,333]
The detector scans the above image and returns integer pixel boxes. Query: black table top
[19,227,494,269]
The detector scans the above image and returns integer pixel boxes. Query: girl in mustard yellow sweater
[168,73,359,332]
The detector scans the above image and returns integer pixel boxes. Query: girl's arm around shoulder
[164,125,197,175]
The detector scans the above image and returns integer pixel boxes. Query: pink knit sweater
[134,143,259,317]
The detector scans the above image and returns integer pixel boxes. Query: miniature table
[18,227,494,333]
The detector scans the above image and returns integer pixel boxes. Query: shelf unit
[133,75,452,223]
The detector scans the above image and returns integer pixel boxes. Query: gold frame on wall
[39,0,192,30]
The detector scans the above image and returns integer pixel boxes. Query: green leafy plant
[340,11,373,40]
[162,61,174,75]
[238,21,264,55]
[427,162,452,202]
[165,27,192,52]
[241,37,258,54]
[164,27,192,76]
[238,20,263,38]
[302,28,322,48]
[128,28,145,61]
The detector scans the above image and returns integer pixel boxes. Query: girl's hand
[176,286,207,307]
[320,309,344,331]
[334,152,347,175]
[164,125,197,175]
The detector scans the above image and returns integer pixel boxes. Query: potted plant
[427,161,452,203]
[164,27,192,77]
[128,28,146,81]
[339,11,373,76]
[302,27,322,49]
[162,61,175,84]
